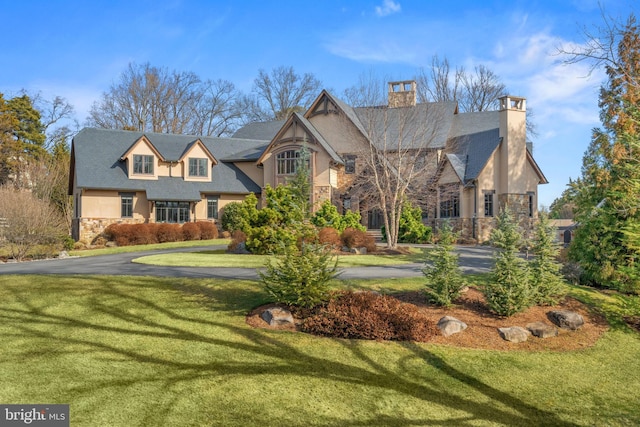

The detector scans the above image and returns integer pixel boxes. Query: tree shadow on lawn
[0,276,578,426]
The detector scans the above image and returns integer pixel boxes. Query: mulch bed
[246,288,610,351]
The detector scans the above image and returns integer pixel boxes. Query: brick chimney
[388,80,417,108]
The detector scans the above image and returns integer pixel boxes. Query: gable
[256,112,342,166]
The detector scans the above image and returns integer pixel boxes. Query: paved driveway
[0,245,494,279]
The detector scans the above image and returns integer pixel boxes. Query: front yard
[0,274,639,426]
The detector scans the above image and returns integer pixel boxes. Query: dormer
[120,135,163,180]
[179,139,218,182]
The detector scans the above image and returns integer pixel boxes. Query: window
[344,155,356,174]
[120,194,133,218]
[189,158,208,177]
[133,155,154,175]
[439,185,460,218]
[207,196,219,220]
[276,150,300,175]
[343,196,352,211]
[528,192,535,217]
[155,201,190,223]
[484,191,494,217]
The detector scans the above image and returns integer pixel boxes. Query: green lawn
[132,247,427,268]
[1,275,639,426]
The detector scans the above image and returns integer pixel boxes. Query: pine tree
[570,15,640,293]
[484,207,532,316]
[530,212,566,305]
[423,221,464,307]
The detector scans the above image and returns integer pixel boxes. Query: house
[69,80,547,243]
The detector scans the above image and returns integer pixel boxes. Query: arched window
[276,150,300,175]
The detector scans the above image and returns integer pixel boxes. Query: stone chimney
[388,80,417,108]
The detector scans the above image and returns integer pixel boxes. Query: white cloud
[375,0,401,17]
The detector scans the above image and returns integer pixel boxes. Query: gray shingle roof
[446,128,501,183]
[232,120,285,140]
[72,128,263,198]
[354,102,458,150]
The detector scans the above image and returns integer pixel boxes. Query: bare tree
[251,66,323,120]
[0,186,67,261]
[416,55,463,104]
[417,56,506,112]
[557,7,639,90]
[87,62,242,136]
[342,74,447,248]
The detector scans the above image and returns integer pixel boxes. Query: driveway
[0,245,494,279]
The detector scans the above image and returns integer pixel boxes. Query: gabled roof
[178,139,218,165]
[256,112,344,166]
[120,135,165,161]
[436,128,501,185]
[70,128,263,196]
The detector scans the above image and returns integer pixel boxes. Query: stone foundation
[74,217,146,244]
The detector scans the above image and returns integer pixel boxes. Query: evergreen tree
[423,221,464,307]
[530,212,567,305]
[569,15,640,293]
[484,207,532,316]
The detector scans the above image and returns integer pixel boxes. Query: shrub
[246,225,298,255]
[312,200,365,232]
[197,221,219,240]
[381,201,432,243]
[341,210,366,232]
[341,227,376,253]
[156,223,183,243]
[302,291,438,342]
[220,193,259,233]
[423,221,465,307]
[484,208,532,316]
[318,227,341,249]
[182,222,201,241]
[260,243,338,308]
[311,200,342,229]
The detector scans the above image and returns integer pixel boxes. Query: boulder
[498,326,530,343]
[260,307,294,326]
[350,247,367,255]
[548,310,584,330]
[526,321,558,338]
[437,316,468,337]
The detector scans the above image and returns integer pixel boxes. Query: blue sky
[0,0,637,207]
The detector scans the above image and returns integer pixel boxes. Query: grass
[1,274,639,426]
[69,239,230,257]
[132,246,427,268]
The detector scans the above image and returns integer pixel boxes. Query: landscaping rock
[350,247,367,255]
[498,326,530,343]
[260,307,295,327]
[58,251,69,259]
[437,316,467,337]
[548,310,584,330]
[228,242,250,254]
[526,321,558,338]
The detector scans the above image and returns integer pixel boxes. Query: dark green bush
[381,201,432,244]
[260,243,338,308]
